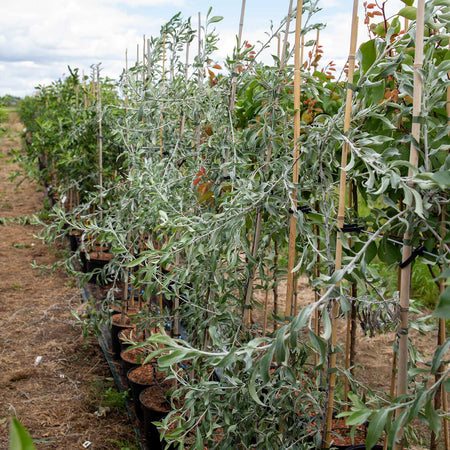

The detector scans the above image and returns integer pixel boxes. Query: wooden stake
[277,34,281,60]
[196,13,202,149]
[344,182,358,409]
[431,41,450,450]
[229,0,246,112]
[443,46,450,449]
[273,241,279,332]
[179,40,190,137]
[82,71,87,108]
[323,1,358,447]
[395,2,425,449]
[136,43,139,72]
[96,65,103,228]
[125,49,129,106]
[147,38,151,80]
[285,0,304,319]
[143,34,146,85]
[158,33,166,314]
[243,0,294,327]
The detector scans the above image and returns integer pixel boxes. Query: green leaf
[431,339,450,374]
[387,411,408,449]
[137,104,144,122]
[366,408,388,449]
[445,377,450,392]
[248,369,265,407]
[424,398,441,435]
[275,330,287,364]
[344,409,372,427]
[9,417,36,450]
[158,349,189,368]
[379,236,401,266]
[309,330,326,370]
[329,269,344,285]
[364,241,378,264]
[125,254,148,267]
[398,6,417,20]
[321,308,332,341]
[401,0,414,5]
[433,286,450,319]
[433,0,450,6]
[208,15,223,24]
[195,427,204,449]
[432,170,450,186]
[358,39,377,73]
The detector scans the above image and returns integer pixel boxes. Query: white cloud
[102,0,185,5]
[0,0,427,97]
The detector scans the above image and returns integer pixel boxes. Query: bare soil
[0,112,136,449]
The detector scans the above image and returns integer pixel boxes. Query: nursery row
[17,0,450,448]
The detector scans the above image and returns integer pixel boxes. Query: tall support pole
[395,2,425,449]
[195,13,202,150]
[323,1,358,447]
[224,0,246,174]
[142,35,146,85]
[443,45,450,449]
[285,0,304,319]
[242,0,294,327]
[431,40,450,450]
[147,38,152,80]
[96,65,103,227]
[229,0,246,112]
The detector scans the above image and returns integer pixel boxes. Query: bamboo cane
[96,65,103,229]
[147,38,151,80]
[243,0,294,327]
[273,241,279,332]
[323,1,358,447]
[344,182,358,408]
[179,41,190,137]
[314,201,321,368]
[285,0,305,319]
[263,288,270,337]
[384,351,398,450]
[143,34,146,85]
[395,2,425,449]
[125,49,129,106]
[443,47,450,449]
[196,13,202,149]
[432,41,450,450]
[136,43,139,84]
[158,33,166,314]
[229,0,246,112]
[82,71,87,108]
[277,34,281,60]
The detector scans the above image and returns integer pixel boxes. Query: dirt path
[0,111,136,449]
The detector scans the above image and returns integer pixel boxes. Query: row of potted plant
[17,1,450,448]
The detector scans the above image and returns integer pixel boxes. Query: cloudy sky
[0,0,407,97]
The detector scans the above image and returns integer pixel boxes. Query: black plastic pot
[120,347,146,374]
[127,363,161,421]
[118,328,141,354]
[68,230,80,252]
[337,446,383,450]
[110,314,134,359]
[140,385,172,450]
[329,444,383,450]
[85,251,114,285]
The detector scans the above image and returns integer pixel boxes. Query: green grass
[370,259,440,310]
[88,378,129,415]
